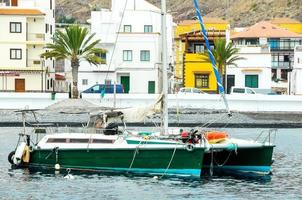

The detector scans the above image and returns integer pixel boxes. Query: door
[15,79,25,92]
[120,76,130,93]
[227,75,235,94]
[148,81,155,94]
[11,0,18,6]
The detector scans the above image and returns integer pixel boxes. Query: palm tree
[200,38,244,92]
[41,25,105,98]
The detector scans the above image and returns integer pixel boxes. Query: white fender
[13,142,26,165]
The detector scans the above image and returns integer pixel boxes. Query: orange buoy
[205,131,228,144]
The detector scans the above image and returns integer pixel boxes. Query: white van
[230,87,257,94]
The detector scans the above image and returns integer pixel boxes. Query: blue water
[0,127,301,200]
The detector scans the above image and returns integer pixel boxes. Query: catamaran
[7,0,206,178]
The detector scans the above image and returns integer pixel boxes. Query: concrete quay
[0,93,302,128]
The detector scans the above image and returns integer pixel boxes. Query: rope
[127,140,143,172]
[159,142,178,179]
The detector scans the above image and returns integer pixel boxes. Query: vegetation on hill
[56,0,302,27]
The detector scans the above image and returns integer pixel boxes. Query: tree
[200,38,244,92]
[41,25,105,98]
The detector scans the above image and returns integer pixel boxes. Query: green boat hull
[28,147,205,177]
[202,146,275,175]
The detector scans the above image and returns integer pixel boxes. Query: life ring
[205,131,228,144]
[8,151,15,165]
[185,143,194,152]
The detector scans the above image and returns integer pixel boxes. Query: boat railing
[255,129,277,144]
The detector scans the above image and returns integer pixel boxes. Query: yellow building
[270,18,302,34]
[174,18,229,93]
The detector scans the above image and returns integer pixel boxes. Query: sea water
[0,127,301,200]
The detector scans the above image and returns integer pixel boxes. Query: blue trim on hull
[204,165,271,173]
[29,163,201,177]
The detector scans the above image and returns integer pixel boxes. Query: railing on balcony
[27,33,45,42]
[268,39,302,51]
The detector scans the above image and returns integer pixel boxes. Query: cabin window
[46,138,67,143]
[69,138,90,143]
[92,139,114,144]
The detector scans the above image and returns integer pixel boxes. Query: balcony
[269,39,302,51]
[26,33,45,44]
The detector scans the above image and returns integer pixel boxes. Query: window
[268,38,280,50]
[144,25,153,33]
[46,138,66,143]
[69,138,89,143]
[50,0,52,9]
[140,50,150,61]
[272,69,277,80]
[10,49,22,59]
[195,74,209,88]
[123,50,132,61]
[123,25,132,32]
[92,139,114,144]
[281,69,288,80]
[96,52,107,64]
[245,38,259,45]
[245,75,258,88]
[50,25,52,34]
[10,22,21,33]
[82,79,88,85]
[45,24,49,33]
[194,44,204,53]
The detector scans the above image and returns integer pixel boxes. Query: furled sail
[88,94,163,128]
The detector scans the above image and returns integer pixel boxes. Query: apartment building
[0,0,55,92]
[77,0,173,94]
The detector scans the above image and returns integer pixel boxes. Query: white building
[78,0,173,94]
[291,45,302,95]
[0,0,55,92]
[227,45,272,92]
[231,21,302,94]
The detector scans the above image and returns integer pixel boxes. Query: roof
[231,21,302,39]
[0,8,44,15]
[270,18,302,24]
[178,18,228,25]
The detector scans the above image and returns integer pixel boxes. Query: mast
[161,0,168,134]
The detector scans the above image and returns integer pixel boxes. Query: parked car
[82,84,124,94]
[178,87,207,94]
[230,87,257,94]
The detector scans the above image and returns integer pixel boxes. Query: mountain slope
[56,0,302,27]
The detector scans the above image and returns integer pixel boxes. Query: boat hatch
[46,138,115,144]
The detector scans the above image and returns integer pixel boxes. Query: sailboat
[7,0,206,178]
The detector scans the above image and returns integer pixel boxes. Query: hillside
[56,0,302,27]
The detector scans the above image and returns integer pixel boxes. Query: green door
[245,75,258,88]
[148,81,155,94]
[121,76,130,93]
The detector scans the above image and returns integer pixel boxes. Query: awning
[0,71,20,76]
[55,73,65,80]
